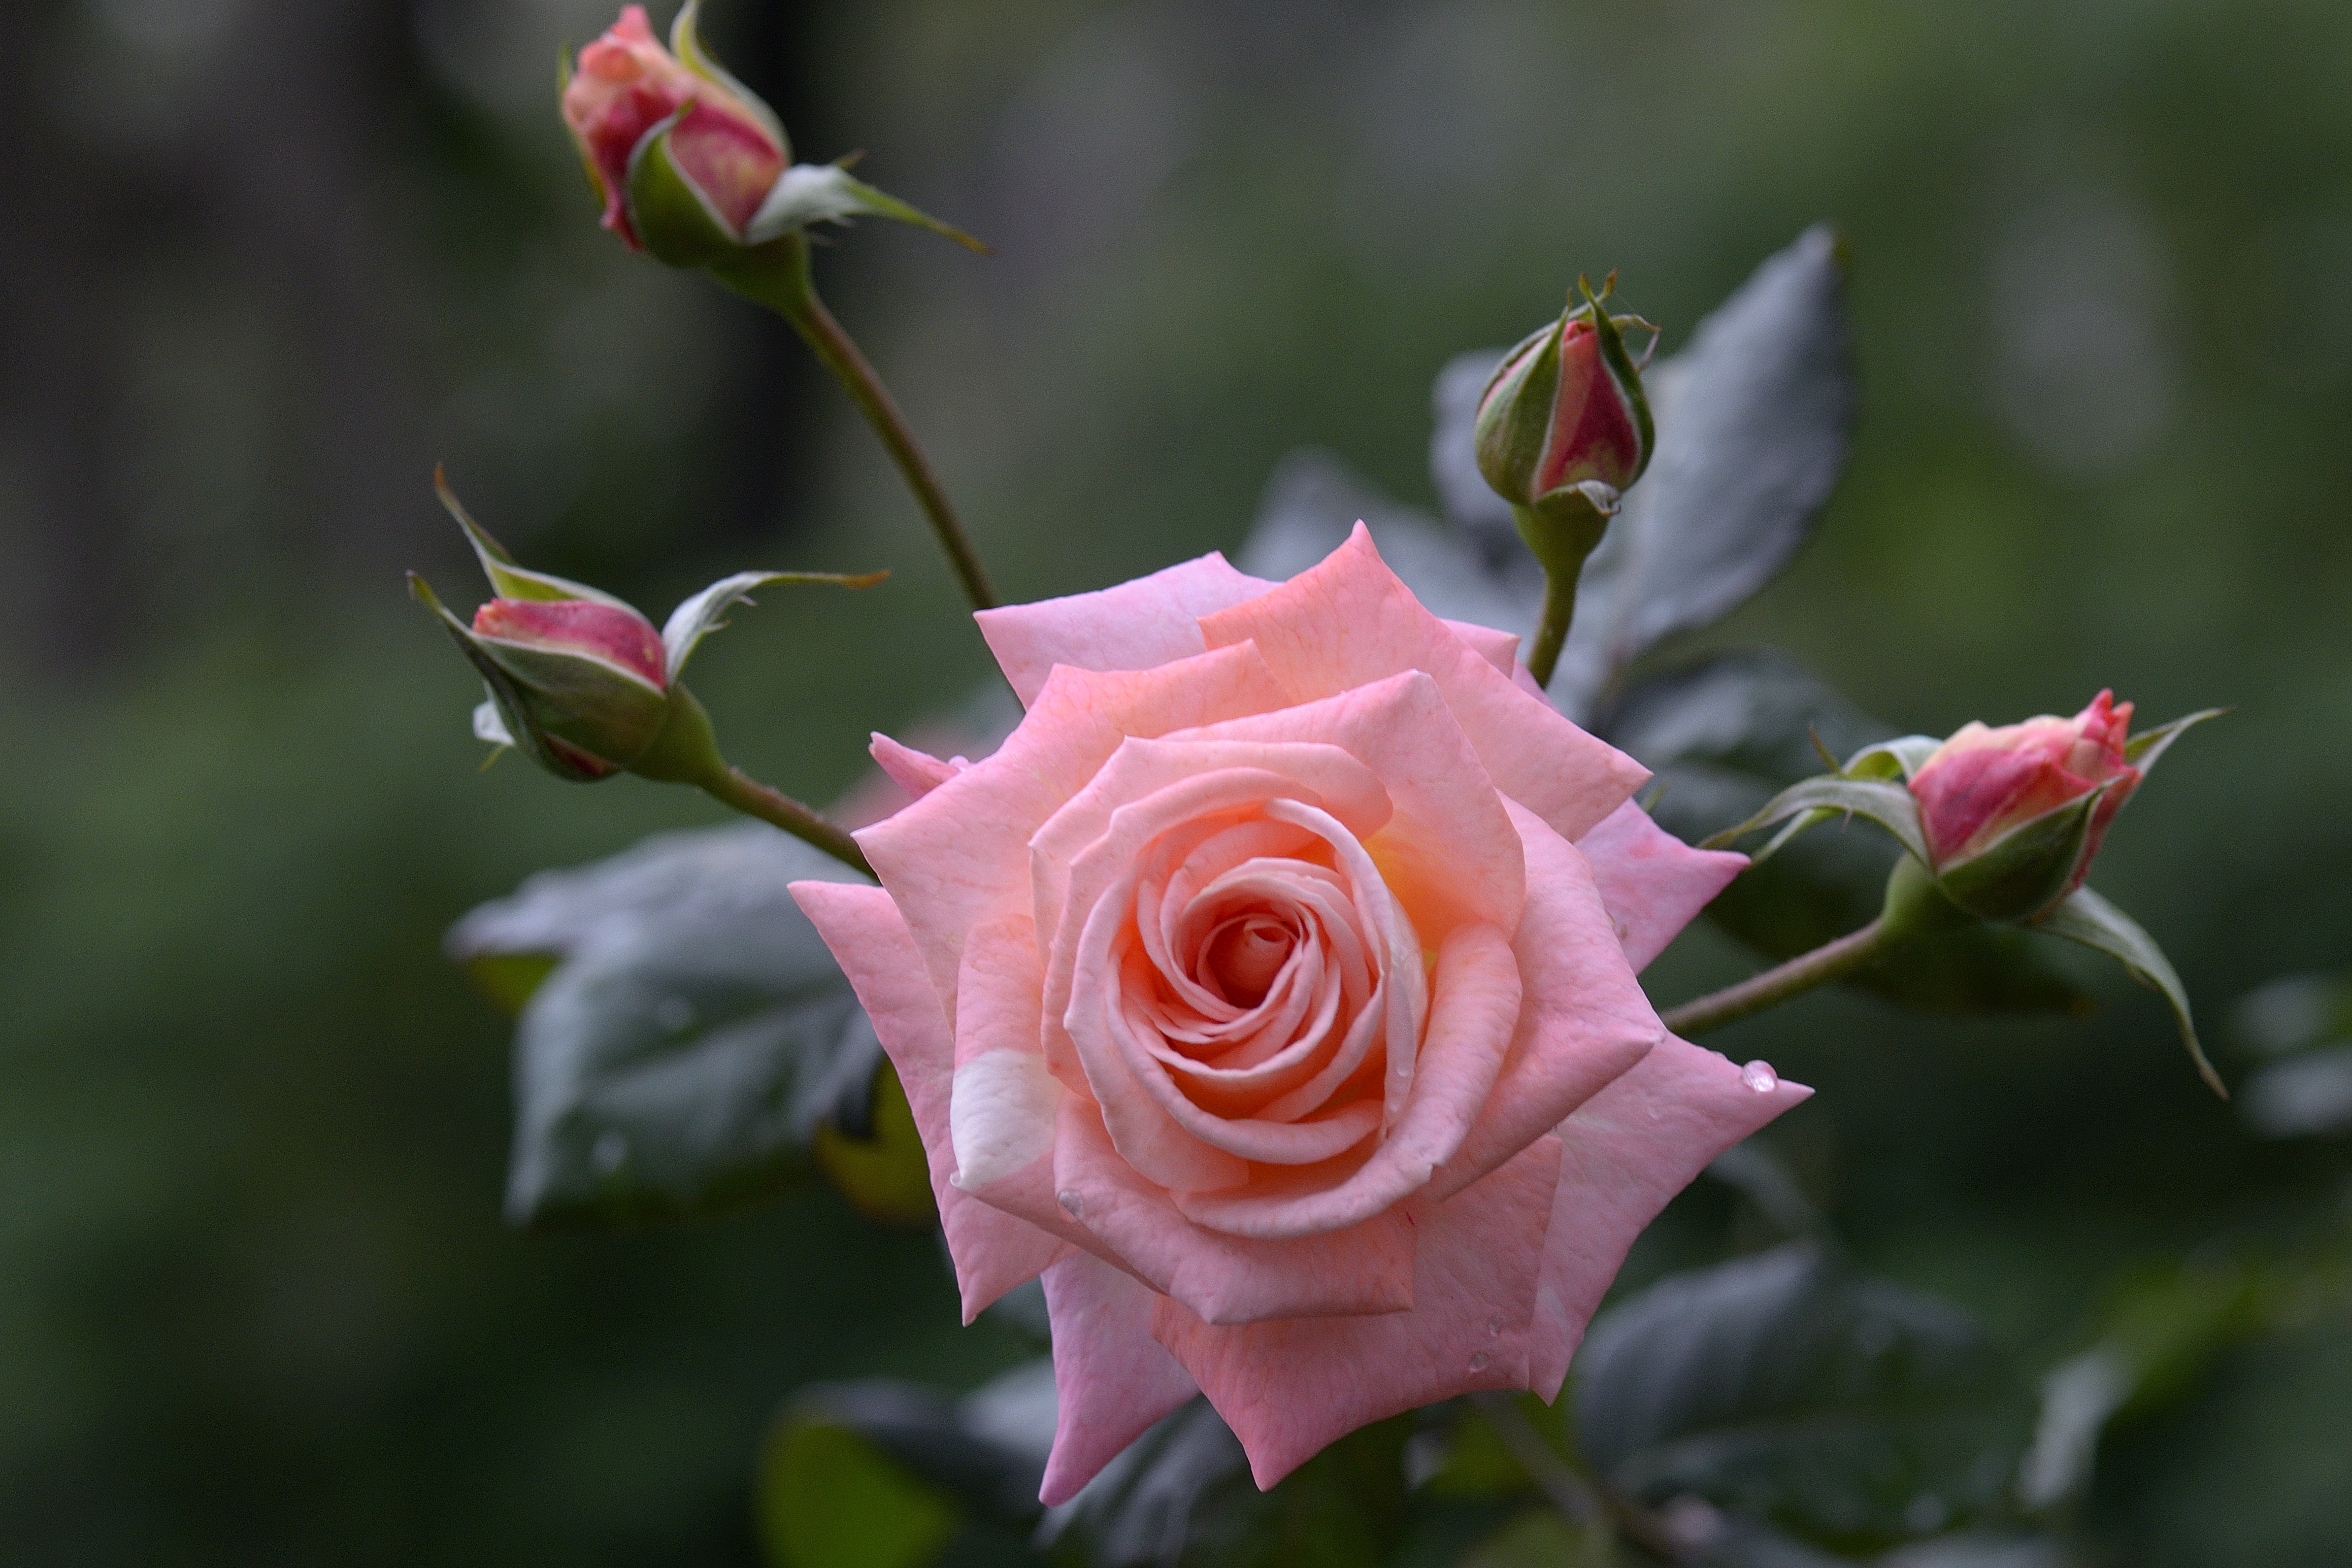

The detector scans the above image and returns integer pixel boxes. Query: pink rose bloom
[561,5,785,247]
[791,527,1810,1497]
[1909,690,2140,884]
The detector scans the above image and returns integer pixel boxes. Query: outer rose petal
[1572,799,1749,973]
[1198,524,1648,843]
[1526,1036,1813,1400]
[870,732,964,802]
[1153,1135,1564,1489]
[974,552,1276,708]
[1440,618,1522,677]
[1424,799,1661,1203]
[859,643,1291,1029]
[788,882,1069,1321]
[1038,1252,1201,1506]
[1051,1097,1416,1323]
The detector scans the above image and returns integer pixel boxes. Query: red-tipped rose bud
[1907,690,2142,920]
[561,3,787,252]
[1475,275,1655,520]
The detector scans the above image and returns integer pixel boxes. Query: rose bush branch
[561,2,1000,613]
[1672,692,2225,1093]
[407,473,877,878]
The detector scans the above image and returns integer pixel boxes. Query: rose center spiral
[1202,915,1297,1006]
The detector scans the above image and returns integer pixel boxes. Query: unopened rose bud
[1475,275,1655,524]
[560,2,787,260]
[1908,690,2142,921]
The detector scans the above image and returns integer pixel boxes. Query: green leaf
[433,470,632,608]
[1573,1243,2033,1554]
[1701,774,1932,870]
[660,569,887,682]
[1842,735,1941,781]
[2122,707,2225,775]
[1601,651,2091,1016]
[745,162,988,252]
[758,1418,962,1568]
[625,107,745,264]
[446,822,886,1225]
[2035,888,2224,1096]
[1452,1507,1616,1567]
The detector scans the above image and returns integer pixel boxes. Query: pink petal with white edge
[1423,799,1662,1203]
[1051,1097,1416,1323]
[1198,524,1648,844]
[1154,1134,1564,1490]
[788,881,1070,1321]
[1573,799,1749,973]
[858,644,1291,1031]
[974,553,1276,708]
[1527,1035,1812,1400]
[1037,1252,1202,1506]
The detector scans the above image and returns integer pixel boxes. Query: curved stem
[786,291,1000,613]
[700,765,874,879]
[1659,918,1892,1038]
[1525,569,1577,692]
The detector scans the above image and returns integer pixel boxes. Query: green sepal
[1474,321,1562,506]
[1842,733,1941,781]
[2126,707,2226,776]
[2037,886,2225,1097]
[1934,782,2110,922]
[409,572,666,782]
[1578,272,1657,488]
[743,161,988,252]
[622,683,726,787]
[624,107,744,266]
[435,469,629,608]
[668,0,788,159]
[660,568,887,682]
[1701,773,1933,870]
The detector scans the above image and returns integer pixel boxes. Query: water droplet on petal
[1466,1350,1492,1372]
[1740,1059,1778,1093]
[591,1130,628,1173]
[1485,1315,1504,1337]
[1056,1188,1084,1217]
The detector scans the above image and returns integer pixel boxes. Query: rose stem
[1524,569,1577,691]
[700,765,874,879]
[783,288,1000,614]
[1658,918,1894,1038]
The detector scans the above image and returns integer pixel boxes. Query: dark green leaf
[1601,652,2091,1016]
[1573,1243,2033,1554]
[446,822,885,1226]
[757,1416,963,1568]
[1451,1507,1616,1567]
[2035,889,2222,1096]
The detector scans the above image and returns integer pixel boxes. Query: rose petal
[1153,1133,1563,1489]
[1051,1097,1416,1323]
[1440,618,1522,678]
[1424,800,1661,1202]
[1198,523,1648,842]
[870,731,964,802]
[1572,799,1749,973]
[859,643,1291,1031]
[974,552,1277,708]
[1526,1036,1813,1400]
[950,916,1065,1190]
[1037,1252,1202,1506]
[1173,919,1516,1239]
[788,881,1070,1321]
[1167,670,1526,940]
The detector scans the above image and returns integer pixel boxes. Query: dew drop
[1740,1059,1778,1093]
[1056,1188,1084,1218]
[591,1130,628,1173]
[1466,1351,1491,1372]
[1485,1315,1504,1337]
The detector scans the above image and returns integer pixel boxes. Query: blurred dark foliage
[3,0,2350,1562]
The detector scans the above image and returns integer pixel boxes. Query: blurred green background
[4,0,2349,1560]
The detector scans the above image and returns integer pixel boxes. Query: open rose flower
[791,527,1811,1496]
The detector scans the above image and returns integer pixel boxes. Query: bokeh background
[5,0,2349,1560]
